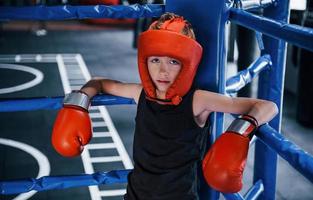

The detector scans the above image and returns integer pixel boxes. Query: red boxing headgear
[138,16,203,105]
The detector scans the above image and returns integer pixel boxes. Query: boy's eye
[169,59,181,65]
[150,58,160,63]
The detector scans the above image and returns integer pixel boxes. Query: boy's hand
[51,91,92,157]
[202,115,258,193]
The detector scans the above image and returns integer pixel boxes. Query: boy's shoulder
[128,83,143,104]
[193,89,225,114]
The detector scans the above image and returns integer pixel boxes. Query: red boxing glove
[202,115,258,193]
[52,91,92,157]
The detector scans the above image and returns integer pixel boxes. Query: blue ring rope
[0,169,131,195]
[0,4,312,53]
[0,4,165,21]
[0,95,136,112]
[258,124,313,184]
[229,8,313,52]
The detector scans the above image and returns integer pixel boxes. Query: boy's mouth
[157,80,170,83]
[157,80,170,84]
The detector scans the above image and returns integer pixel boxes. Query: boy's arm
[51,78,141,157]
[194,90,278,125]
[196,90,278,193]
[80,77,142,104]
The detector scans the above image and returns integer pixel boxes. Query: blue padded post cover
[165,0,228,199]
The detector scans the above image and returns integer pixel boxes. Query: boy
[52,13,278,199]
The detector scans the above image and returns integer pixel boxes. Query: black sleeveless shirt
[125,88,209,200]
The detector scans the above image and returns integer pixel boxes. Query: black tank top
[125,88,209,200]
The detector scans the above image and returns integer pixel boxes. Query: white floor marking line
[86,143,116,150]
[67,69,82,74]
[65,64,80,67]
[70,85,83,90]
[0,64,44,94]
[90,113,103,118]
[92,132,111,137]
[97,106,134,169]
[68,78,84,83]
[75,54,92,80]
[0,138,50,200]
[90,156,122,163]
[0,54,57,63]
[81,150,101,200]
[35,54,42,62]
[66,74,84,79]
[56,54,71,94]
[76,54,134,169]
[99,189,127,197]
[0,54,132,199]
[57,54,101,200]
[15,55,21,62]
[55,54,134,200]
[81,149,94,173]
[92,121,107,127]
[89,107,100,111]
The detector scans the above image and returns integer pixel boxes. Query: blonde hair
[149,12,196,40]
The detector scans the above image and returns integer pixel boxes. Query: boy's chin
[155,89,168,98]
[156,87,169,93]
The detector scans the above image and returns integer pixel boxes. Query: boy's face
[147,56,182,98]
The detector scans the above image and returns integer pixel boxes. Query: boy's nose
[159,62,168,74]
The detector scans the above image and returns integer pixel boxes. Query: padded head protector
[138,16,203,105]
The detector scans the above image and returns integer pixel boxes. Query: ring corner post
[166,0,228,199]
[254,0,290,199]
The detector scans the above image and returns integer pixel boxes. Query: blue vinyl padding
[0,97,64,112]
[0,4,164,21]
[258,124,313,184]
[0,170,131,195]
[0,95,136,112]
[1,5,312,53]
[92,94,136,105]
[229,8,313,52]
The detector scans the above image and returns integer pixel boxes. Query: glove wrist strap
[227,115,258,139]
[63,91,90,110]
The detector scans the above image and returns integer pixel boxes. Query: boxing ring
[0,0,313,200]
